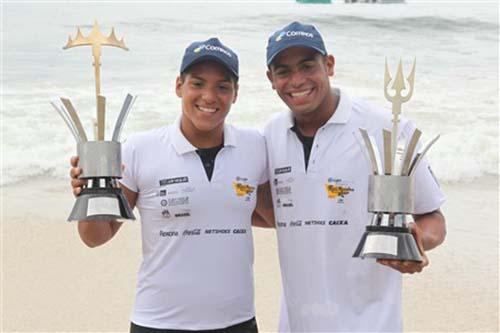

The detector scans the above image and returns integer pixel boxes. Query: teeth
[198,106,217,113]
[290,89,312,98]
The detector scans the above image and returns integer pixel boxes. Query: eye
[217,83,233,92]
[301,62,315,72]
[191,81,203,88]
[274,69,289,77]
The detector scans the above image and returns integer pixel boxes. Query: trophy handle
[408,134,440,176]
[112,94,136,142]
[51,101,82,142]
[60,98,88,142]
[401,129,421,176]
[359,128,382,175]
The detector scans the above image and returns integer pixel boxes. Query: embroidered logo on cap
[276,30,314,42]
[194,44,232,58]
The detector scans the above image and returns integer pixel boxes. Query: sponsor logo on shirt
[182,228,201,236]
[276,197,294,208]
[168,196,189,206]
[274,166,292,175]
[175,209,191,218]
[162,209,171,218]
[276,219,349,228]
[232,179,255,201]
[325,178,355,202]
[276,186,292,196]
[159,176,189,186]
[159,228,248,238]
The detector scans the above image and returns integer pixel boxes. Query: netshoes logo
[194,44,232,58]
[276,30,314,42]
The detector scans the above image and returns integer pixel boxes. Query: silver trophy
[353,59,439,261]
[51,21,136,222]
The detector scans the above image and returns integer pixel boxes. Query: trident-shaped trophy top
[359,58,438,177]
[384,58,415,106]
[63,20,128,58]
[63,21,128,101]
[59,21,131,142]
[384,58,416,169]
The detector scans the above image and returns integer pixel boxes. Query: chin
[193,119,222,132]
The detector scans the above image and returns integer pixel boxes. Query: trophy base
[68,187,135,222]
[353,225,422,262]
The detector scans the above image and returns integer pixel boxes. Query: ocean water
[1,2,498,186]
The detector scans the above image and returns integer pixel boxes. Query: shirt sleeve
[257,132,269,185]
[119,136,139,193]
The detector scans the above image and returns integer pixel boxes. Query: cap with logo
[180,37,239,78]
[266,21,327,66]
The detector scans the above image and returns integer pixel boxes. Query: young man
[263,22,446,332]
[70,37,273,333]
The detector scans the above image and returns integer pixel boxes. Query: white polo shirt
[263,88,445,332]
[120,118,267,330]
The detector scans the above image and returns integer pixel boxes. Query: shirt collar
[285,88,352,129]
[171,116,237,155]
[327,88,352,125]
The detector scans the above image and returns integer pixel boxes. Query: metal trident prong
[384,58,416,172]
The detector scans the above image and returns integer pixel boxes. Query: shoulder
[122,126,171,150]
[227,124,265,148]
[262,111,290,137]
[348,95,413,135]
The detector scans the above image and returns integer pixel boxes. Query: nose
[202,87,217,105]
[290,70,306,88]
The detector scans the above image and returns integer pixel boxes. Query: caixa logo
[194,44,232,58]
[276,30,314,42]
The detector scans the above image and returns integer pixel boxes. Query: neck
[294,89,339,137]
[180,117,224,149]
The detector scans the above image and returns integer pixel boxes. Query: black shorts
[130,317,258,333]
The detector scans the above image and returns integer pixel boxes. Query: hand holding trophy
[51,22,136,222]
[353,59,439,261]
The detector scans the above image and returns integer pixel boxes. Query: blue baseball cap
[266,21,327,66]
[180,37,239,79]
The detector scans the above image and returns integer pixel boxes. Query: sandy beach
[1,176,498,332]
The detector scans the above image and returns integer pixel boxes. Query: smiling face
[176,60,238,147]
[267,46,335,120]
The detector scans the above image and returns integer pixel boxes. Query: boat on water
[296,0,405,3]
[296,0,332,3]
[344,0,405,3]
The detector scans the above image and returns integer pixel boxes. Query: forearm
[413,209,446,251]
[252,210,275,228]
[77,220,122,248]
[253,182,276,228]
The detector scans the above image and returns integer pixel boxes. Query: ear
[175,76,183,98]
[325,55,335,77]
[232,83,239,104]
[266,69,276,90]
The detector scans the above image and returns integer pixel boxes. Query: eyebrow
[272,55,319,70]
[189,74,232,83]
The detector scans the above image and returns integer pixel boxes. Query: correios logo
[194,44,232,58]
[276,30,314,42]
